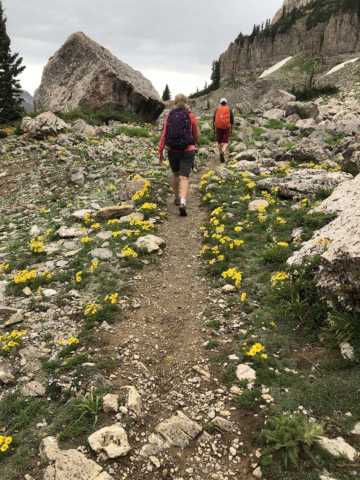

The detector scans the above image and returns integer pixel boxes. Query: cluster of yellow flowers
[199,170,215,191]
[105,292,119,304]
[276,216,287,225]
[88,259,100,273]
[132,180,151,202]
[108,218,121,225]
[13,269,53,285]
[0,330,27,352]
[129,218,154,232]
[30,238,45,253]
[80,236,93,245]
[139,202,157,212]
[0,262,10,273]
[222,267,243,289]
[271,271,290,287]
[83,212,93,224]
[84,303,100,316]
[13,269,37,284]
[245,342,268,360]
[58,336,80,346]
[0,435,13,453]
[277,241,289,248]
[121,245,138,258]
[91,223,101,231]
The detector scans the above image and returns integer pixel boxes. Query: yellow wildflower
[80,236,93,244]
[91,223,101,231]
[75,271,82,283]
[277,242,289,248]
[271,271,290,287]
[221,267,242,289]
[105,293,119,304]
[121,245,138,258]
[84,303,99,316]
[88,259,99,273]
[240,292,248,303]
[13,269,37,285]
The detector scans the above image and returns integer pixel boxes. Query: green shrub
[261,414,323,469]
[291,85,339,102]
[267,260,328,334]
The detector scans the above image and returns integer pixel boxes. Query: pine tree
[210,60,221,89]
[0,2,25,124]
[162,84,171,102]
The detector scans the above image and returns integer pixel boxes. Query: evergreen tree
[210,60,221,89]
[162,84,171,102]
[0,2,25,123]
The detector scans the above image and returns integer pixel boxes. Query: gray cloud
[3,0,283,94]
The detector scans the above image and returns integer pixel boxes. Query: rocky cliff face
[220,2,360,81]
[272,0,313,24]
[34,32,164,121]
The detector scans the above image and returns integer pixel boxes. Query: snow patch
[324,58,359,77]
[259,57,293,79]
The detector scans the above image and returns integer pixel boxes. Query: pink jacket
[159,111,200,154]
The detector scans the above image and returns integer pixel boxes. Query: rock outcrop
[288,173,360,309]
[34,32,164,121]
[21,112,69,138]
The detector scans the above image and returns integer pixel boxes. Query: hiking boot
[220,153,225,163]
[179,203,187,217]
[174,196,181,206]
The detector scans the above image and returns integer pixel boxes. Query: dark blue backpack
[165,108,194,150]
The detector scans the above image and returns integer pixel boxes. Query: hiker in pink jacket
[159,94,200,217]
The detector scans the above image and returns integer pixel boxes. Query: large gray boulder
[34,32,164,122]
[285,101,320,120]
[288,173,360,309]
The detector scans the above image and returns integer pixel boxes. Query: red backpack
[215,105,231,129]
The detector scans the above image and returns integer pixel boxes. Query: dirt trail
[102,162,252,479]
[106,168,210,390]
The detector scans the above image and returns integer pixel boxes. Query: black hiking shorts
[168,150,195,178]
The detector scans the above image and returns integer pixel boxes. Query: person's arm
[158,114,168,162]
[213,109,217,130]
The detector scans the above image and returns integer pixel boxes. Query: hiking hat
[220,98,228,104]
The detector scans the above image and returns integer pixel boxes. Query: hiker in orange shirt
[159,94,200,217]
[213,98,234,163]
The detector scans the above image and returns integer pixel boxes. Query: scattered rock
[90,248,113,260]
[21,112,69,138]
[57,227,85,239]
[236,364,256,383]
[21,381,46,397]
[135,235,166,253]
[0,359,15,384]
[154,411,202,449]
[102,394,119,414]
[351,423,360,435]
[317,436,357,462]
[40,436,113,480]
[212,416,234,433]
[95,204,134,221]
[126,386,142,417]
[340,342,355,361]
[286,101,320,120]
[88,424,131,459]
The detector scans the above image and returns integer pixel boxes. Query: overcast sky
[4,0,283,96]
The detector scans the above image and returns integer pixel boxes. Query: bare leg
[171,174,180,198]
[179,176,189,202]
